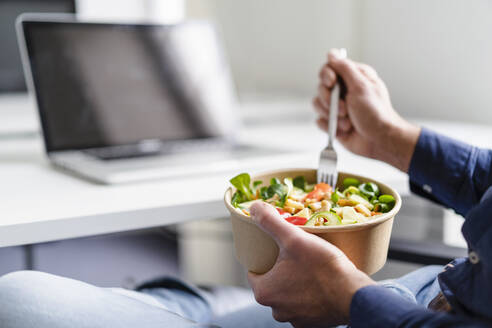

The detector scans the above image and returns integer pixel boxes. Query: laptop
[17,15,299,184]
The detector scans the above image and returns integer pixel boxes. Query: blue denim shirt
[349,128,492,327]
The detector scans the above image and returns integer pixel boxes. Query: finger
[320,118,351,137]
[355,62,388,91]
[247,270,281,307]
[316,117,328,132]
[327,49,368,92]
[338,117,352,132]
[313,97,329,119]
[247,271,270,305]
[337,128,352,142]
[250,202,303,247]
[247,271,260,291]
[356,62,379,81]
[337,120,354,136]
[318,84,331,108]
[319,64,337,88]
[314,97,347,120]
[271,309,291,323]
[338,99,348,117]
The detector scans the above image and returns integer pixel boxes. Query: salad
[229,173,396,226]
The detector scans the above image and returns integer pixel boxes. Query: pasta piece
[283,206,297,214]
[320,200,332,212]
[354,204,371,217]
[337,199,357,207]
[296,208,312,218]
[307,201,322,211]
[285,198,305,210]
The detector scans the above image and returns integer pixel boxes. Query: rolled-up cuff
[350,285,423,327]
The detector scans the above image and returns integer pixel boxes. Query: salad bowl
[224,168,402,274]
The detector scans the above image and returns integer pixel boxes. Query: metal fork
[317,48,347,187]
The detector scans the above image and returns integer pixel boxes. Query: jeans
[0,266,443,328]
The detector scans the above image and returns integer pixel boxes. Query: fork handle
[328,83,340,148]
[327,48,347,148]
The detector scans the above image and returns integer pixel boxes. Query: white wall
[187,0,492,123]
[76,0,146,21]
[76,0,184,23]
[359,0,492,122]
[187,0,359,98]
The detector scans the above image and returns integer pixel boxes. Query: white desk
[0,94,38,135]
[1,98,491,247]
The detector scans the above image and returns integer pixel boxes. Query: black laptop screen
[22,20,237,152]
[0,0,75,92]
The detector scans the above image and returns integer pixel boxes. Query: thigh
[0,271,203,328]
[139,278,292,328]
[211,303,293,328]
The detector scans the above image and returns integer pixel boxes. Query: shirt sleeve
[408,127,492,217]
[349,285,491,327]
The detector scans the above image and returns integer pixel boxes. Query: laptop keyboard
[83,141,246,161]
[84,147,161,160]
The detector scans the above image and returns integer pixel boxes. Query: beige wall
[187,0,492,123]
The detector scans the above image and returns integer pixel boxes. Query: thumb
[328,49,368,92]
[250,201,303,247]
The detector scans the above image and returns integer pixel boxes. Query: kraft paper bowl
[224,169,401,275]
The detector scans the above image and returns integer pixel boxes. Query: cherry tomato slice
[285,216,308,225]
[276,207,291,219]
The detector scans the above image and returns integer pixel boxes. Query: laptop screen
[0,0,75,92]
[21,19,238,152]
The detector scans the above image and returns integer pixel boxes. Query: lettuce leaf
[231,191,246,207]
[230,173,254,201]
[293,176,306,190]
